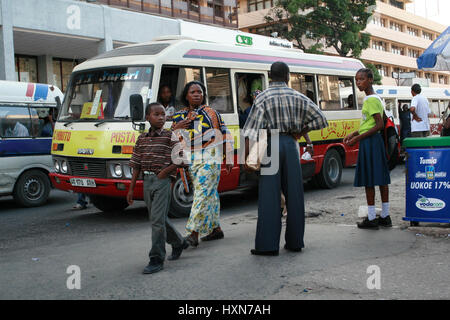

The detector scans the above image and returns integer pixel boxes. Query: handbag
[245,129,267,171]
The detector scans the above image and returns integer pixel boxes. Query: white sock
[381,202,390,218]
[368,205,376,221]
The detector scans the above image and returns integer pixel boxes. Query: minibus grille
[69,159,107,178]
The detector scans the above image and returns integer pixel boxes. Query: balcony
[92,0,238,28]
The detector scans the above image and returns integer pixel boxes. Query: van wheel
[13,170,51,207]
[90,195,129,213]
[316,149,342,189]
[169,176,193,218]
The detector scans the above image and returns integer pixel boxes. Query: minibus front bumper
[49,173,143,199]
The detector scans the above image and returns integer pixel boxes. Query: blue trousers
[255,134,305,251]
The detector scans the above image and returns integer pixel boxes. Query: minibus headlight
[114,164,123,177]
[61,160,68,173]
[54,160,60,172]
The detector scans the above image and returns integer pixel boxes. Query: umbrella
[417,26,450,71]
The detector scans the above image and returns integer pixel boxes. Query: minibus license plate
[70,178,96,188]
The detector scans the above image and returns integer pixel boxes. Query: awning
[417,26,450,71]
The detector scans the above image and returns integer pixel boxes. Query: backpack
[382,115,400,171]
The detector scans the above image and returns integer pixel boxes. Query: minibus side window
[205,68,233,114]
[317,75,356,110]
[289,73,317,104]
[0,105,31,138]
[29,107,54,138]
[159,66,202,112]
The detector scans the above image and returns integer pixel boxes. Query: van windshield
[59,66,153,121]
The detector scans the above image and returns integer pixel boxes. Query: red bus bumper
[49,164,240,199]
[49,173,144,199]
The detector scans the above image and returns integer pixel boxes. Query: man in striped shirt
[127,102,188,274]
[243,61,328,256]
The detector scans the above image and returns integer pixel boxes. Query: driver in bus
[158,84,176,119]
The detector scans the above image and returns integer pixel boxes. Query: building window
[425,73,436,83]
[422,31,433,40]
[15,55,38,83]
[389,21,403,32]
[247,0,273,12]
[53,58,78,92]
[391,45,404,55]
[389,0,404,9]
[372,16,386,28]
[375,64,388,77]
[407,27,419,37]
[372,40,387,51]
[438,75,448,85]
[408,49,419,58]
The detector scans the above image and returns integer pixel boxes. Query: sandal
[201,228,224,241]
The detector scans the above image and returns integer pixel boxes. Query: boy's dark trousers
[143,173,184,262]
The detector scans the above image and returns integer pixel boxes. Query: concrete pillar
[0,0,15,81]
[98,5,113,54]
[37,55,54,85]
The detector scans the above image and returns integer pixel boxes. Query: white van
[0,80,64,207]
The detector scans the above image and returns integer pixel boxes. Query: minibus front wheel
[13,169,51,207]
[169,176,193,218]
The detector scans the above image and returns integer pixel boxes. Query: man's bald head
[270,61,290,83]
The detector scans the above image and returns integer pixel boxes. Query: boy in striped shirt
[127,102,188,274]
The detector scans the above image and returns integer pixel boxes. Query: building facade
[0,0,237,91]
[238,0,450,88]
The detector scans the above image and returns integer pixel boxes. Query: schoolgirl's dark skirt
[354,133,391,187]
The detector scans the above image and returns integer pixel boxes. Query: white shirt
[410,94,430,132]
[5,122,29,137]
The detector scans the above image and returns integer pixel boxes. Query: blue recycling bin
[403,137,450,225]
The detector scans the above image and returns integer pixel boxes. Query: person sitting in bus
[40,110,54,137]
[157,84,176,119]
[346,94,354,109]
[4,116,29,137]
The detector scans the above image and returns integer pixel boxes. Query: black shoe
[168,240,189,261]
[143,258,164,274]
[250,249,279,256]
[284,244,302,252]
[201,228,224,241]
[357,217,379,230]
[378,216,392,227]
[185,233,199,247]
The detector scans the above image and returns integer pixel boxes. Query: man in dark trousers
[243,61,328,256]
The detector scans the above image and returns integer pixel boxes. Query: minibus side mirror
[130,94,144,121]
[55,96,62,110]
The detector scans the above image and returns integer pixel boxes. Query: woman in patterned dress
[171,81,234,247]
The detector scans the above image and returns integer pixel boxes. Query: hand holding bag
[245,129,267,171]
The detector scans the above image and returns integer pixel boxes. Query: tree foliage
[265,0,376,58]
[365,63,383,85]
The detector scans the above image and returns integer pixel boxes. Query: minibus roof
[73,37,365,77]
[0,80,64,105]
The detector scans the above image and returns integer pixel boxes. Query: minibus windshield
[59,66,153,121]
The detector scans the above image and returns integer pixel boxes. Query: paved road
[1,167,449,299]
